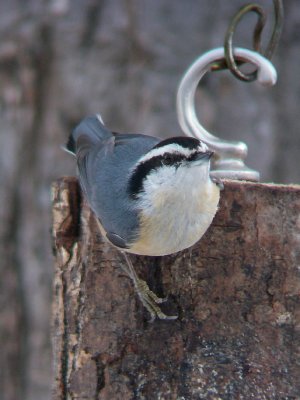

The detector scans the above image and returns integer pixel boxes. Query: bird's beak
[206,151,214,160]
[193,150,214,162]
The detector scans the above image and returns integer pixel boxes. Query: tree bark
[2,1,300,398]
[52,177,300,400]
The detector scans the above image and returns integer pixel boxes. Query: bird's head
[128,136,213,199]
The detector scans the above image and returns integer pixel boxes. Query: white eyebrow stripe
[138,143,207,164]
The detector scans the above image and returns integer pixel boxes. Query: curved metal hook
[177,47,277,181]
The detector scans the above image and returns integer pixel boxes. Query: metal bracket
[176,47,277,181]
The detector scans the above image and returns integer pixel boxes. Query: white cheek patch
[143,162,208,196]
[144,165,177,190]
[138,162,210,219]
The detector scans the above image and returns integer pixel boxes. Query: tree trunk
[52,177,300,399]
[1,1,300,398]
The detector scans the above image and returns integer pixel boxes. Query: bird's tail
[64,114,111,155]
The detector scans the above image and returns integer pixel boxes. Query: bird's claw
[211,176,224,190]
[135,279,178,322]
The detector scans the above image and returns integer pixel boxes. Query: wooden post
[51,177,300,399]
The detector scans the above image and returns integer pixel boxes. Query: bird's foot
[211,176,224,190]
[121,252,177,322]
[135,278,178,323]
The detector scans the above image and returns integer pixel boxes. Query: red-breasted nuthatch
[66,115,221,321]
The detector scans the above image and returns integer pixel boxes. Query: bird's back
[67,115,160,246]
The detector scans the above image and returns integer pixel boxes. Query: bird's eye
[188,152,199,161]
[164,155,173,165]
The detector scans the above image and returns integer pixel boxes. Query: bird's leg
[121,252,178,322]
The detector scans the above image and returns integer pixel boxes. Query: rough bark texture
[1,1,300,399]
[52,177,300,400]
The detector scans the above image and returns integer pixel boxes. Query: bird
[65,114,221,321]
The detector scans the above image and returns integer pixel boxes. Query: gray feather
[69,115,160,247]
[106,232,129,249]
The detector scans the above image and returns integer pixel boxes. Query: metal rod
[213,0,284,82]
[177,47,277,181]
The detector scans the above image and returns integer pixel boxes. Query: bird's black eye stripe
[128,152,185,198]
[164,152,184,165]
[164,154,173,165]
[187,151,201,161]
[128,155,163,198]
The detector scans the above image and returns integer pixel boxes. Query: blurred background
[0,1,299,399]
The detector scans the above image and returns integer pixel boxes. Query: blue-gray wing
[66,115,113,197]
[67,115,160,247]
[106,232,129,249]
